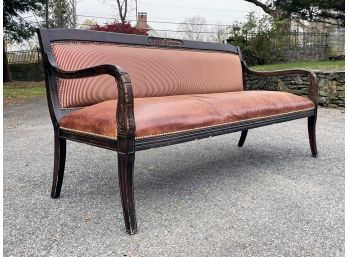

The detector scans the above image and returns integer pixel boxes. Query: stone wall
[327,27,345,57]
[246,71,345,108]
[283,47,328,61]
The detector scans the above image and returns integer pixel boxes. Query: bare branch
[244,0,274,15]
[124,0,127,22]
[116,0,126,23]
[178,16,208,41]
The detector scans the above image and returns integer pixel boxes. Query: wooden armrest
[46,52,136,136]
[242,61,319,107]
[46,52,127,79]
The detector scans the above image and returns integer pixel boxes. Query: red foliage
[90,21,147,35]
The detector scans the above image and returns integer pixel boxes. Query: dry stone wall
[246,71,345,108]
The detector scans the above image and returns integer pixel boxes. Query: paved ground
[4,97,344,257]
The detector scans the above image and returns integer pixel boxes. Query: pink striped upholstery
[51,42,243,108]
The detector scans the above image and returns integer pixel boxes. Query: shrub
[227,12,286,65]
[9,62,44,81]
[90,21,147,35]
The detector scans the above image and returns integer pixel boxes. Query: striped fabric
[51,42,243,108]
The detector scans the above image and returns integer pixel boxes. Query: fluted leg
[118,136,137,234]
[238,130,248,147]
[308,115,318,157]
[51,133,66,198]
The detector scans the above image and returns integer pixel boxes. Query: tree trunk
[72,0,77,28]
[46,0,49,28]
[243,0,291,33]
[116,0,127,23]
[3,46,12,82]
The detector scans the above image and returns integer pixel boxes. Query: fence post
[325,33,329,60]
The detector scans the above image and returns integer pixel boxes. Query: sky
[8,0,266,50]
[76,0,265,32]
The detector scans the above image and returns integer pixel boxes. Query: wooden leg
[238,130,248,147]
[308,115,318,157]
[51,134,66,198]
[118,136,138,234]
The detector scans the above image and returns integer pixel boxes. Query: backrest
[39,29,243,109]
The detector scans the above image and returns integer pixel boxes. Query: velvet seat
[60,90,315,139]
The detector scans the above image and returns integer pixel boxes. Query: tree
[90,21,147,35]
[40,0,75,28]
[244,0,344,26]
[79,18,98,30]
[209,24,227,43]
[244,0,288,20]
[227,12,286,65]
[102,0,134,24]
[3,46,12,82]
[4,0,44,42]
[284,0,344,26]
[116,0,128,23]
[4,0,44,82]
[69,0,77,28]
[178,16,208,41]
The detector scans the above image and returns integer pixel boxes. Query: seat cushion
[59,91,315,139]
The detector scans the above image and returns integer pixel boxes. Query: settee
[38,28,318,234]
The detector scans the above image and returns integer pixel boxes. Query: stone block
[278,79,287,91]
[295,76,303,85]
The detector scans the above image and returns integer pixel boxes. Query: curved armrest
[46,52,136,136]
[47,52,125,79]
[242,61,319,107]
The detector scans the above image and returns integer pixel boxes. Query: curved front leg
[116,72,137,234]
[118,135,137,234]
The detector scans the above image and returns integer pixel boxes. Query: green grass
[2,60,345,102]
[4,81,46,103]
[250,60,345,71]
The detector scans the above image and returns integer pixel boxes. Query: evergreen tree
[39,0,75,29]
[3,0,44,82]
[244,0,344,26]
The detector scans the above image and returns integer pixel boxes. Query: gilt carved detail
[148,37,183,47]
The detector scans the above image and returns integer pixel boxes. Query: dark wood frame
[37,28,318,235]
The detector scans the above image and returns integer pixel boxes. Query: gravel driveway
[4,97,344,257]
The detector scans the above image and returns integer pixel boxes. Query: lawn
[250,60,344,71]
[4,81,46,104]
[2,60,345,103]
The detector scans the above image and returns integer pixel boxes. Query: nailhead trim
[135,108,314,139]
[55,77,83,110]
[60,108,314,141]
[60,127,117,140]
[51,46,83,110]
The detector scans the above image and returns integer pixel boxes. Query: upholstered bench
[38,28,318,234]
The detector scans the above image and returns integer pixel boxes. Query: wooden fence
[7,48,42,64]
